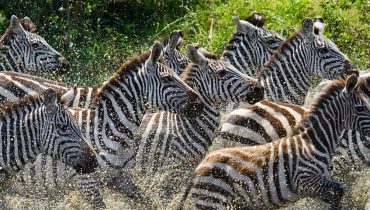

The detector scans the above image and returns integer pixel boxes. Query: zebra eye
[266,40,276,45]
[317,47,329,54]
[355,104,365,112]
[217,70,228,77]
[161,75,173,83]
[31,42,40,48]
[58,124,69,132]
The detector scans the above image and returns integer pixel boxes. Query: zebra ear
[233,16,257,33]
[187,44,207,67]
[10,15,26,36]
[60,86,77,107]
[20,16,37,33]
[146,41,163,71]
[169,30,182,50]
[302,18,314,41]
[43,89,58,113]
[344,74,359,94]
[313,16,324,35]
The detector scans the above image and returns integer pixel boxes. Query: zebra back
[0,15,69,73]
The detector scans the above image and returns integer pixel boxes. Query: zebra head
[185,44,264,105]
[223,12,284,76]
[301,17,356,80]
[42,88,98,174]
[163,30,190,74]
[144,42,204,118]
[1,15,70,73]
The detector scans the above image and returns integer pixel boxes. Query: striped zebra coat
[162,30,190,75]
[0,88,98,181]
[0,15,69,73]
[0,29,189,108]
[257,17,355,105]
[180,74,370,210]
[222,11,284,76]
[220,78,370,176]
[133,45,263,196]
[0,42,204,207]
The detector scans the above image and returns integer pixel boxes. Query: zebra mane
[91,50,155,104]
[0,89,65,118]
[293,77,370,134]
[0,18,35,45]
[256,30,303,79]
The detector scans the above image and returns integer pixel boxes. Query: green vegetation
[0,0,369,85]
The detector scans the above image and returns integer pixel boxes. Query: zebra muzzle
[71,146,99,175]
[181,93,205,118]
[58,56,71,73]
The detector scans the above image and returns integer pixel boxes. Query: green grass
[0,0,369,86]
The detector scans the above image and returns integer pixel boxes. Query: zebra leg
[72,174,106,209]
[299,176,344,210]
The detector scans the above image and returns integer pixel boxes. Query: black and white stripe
[8,42,203,205]
[223,11,284,76]
[0,15,69,73]
[0,87,98,184]
[259,17,354,105]
[132,44,263,205]
[162,30,190,75]
[180,74,370,209]
[220,99,308,145]
[134,44,263,174]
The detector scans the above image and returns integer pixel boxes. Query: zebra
[162,30,191,75]
[0,15,69,73]
[222,11,284,76]
[257,17,355,105]
[0,87,98,186]
[179,73,370,209]
[4,41,204,206]
[131,44,264,203]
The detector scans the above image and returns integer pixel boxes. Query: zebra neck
[300,98,347,158]
[194,99,221,129]
[259,37,311,105]
[92,76,146,140]
[0,40,25,72]
[0,104,45,172]
[222,34,259,76]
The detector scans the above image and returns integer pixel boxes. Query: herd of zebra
[0,10,369,210]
